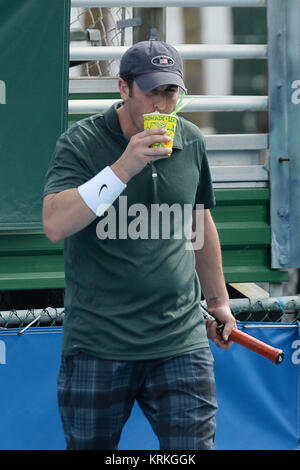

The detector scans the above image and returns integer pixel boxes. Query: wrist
[206,296,230,310]
[78,166,126,217]
[110,158,134,184]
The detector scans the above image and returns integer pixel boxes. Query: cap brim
[134,72,186,93]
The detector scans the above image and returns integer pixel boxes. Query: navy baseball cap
[120,41,186,93]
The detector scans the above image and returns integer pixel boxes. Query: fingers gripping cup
[143,113,178,156]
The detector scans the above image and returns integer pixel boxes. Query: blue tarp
[0,323,298,450]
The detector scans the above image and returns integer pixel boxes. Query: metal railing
[69,3,268,117]
[68,95,268,114]
[70,44,268,61]
[68,0,300,268]
[71,1,267,7]
[69,0,270,190]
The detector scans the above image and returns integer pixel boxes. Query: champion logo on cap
[151,55,175,67]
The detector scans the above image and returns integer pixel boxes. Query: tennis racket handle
[229,328,284,365]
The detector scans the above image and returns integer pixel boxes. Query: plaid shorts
[57,348,218,450]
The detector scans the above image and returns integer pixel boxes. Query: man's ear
[119,78,130,101]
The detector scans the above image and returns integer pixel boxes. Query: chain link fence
[70,6,132,78]
[1,297,299,329]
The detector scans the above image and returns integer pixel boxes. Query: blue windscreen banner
[0,323,299,451]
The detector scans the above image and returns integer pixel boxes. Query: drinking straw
[171,95,194,115]
[171,91,186,115]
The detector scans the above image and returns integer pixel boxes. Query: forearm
[193,209,235,346]
[194,210,229,308]
[43,188,96,242]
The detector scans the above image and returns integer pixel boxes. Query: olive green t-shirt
[44,104,216,360]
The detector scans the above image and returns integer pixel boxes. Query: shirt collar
[103,102,128,146]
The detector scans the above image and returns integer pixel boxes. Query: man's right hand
[43,128,172,243]
[111,128,172,184]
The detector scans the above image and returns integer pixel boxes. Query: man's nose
[152,92,167,112]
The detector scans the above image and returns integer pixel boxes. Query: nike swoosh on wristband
[96,183,109,217]
[98,184,108,198]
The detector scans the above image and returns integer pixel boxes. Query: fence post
[132,7,166,42]
[268,0,300,268]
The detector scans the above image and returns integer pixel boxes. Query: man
[43,40,236,450]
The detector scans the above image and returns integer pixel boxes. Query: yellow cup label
[143,114,178,151]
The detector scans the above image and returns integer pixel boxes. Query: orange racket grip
[229,328,284,365]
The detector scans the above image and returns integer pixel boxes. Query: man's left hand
[205,303,236,350]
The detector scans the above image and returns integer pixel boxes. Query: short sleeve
[193,138,216,210]
[43,127,95,197]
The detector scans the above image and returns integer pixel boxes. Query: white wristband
[78,166,126,217]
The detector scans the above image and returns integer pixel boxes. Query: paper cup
[143,113,178,155]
